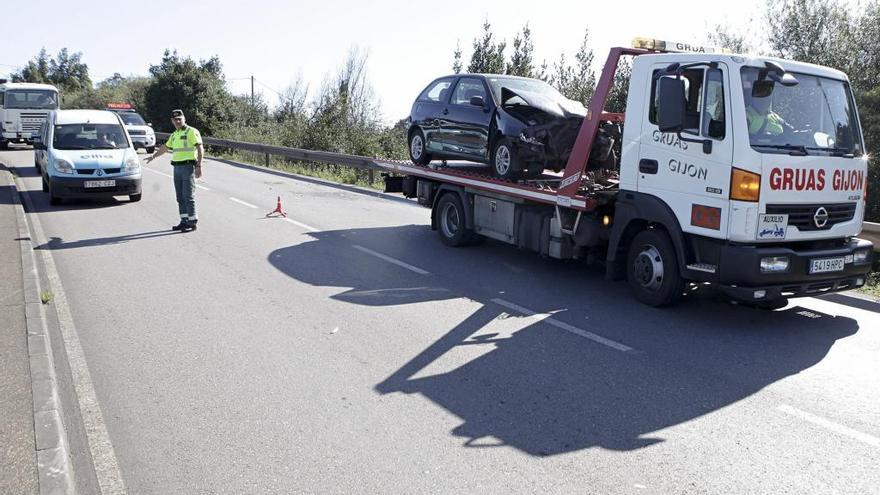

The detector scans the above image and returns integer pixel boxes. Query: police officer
[146,109,204,232]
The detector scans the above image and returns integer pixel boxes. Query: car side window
[419,78,454,103]
[452,78,487,106]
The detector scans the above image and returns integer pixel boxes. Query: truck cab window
[650,68,706,136]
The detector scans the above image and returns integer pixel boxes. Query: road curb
[5,167,76,495]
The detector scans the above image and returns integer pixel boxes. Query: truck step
[687,263,717,274]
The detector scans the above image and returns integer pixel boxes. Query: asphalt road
[3,147,879,494]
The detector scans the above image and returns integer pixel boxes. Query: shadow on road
[269,225,859,456]
[36,231,179,250]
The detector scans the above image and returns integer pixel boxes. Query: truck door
[638,63,733,239]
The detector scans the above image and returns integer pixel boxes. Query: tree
[766,0,855,74]
[570,30,597,105]
[606,58,632,114]
[48,48,91,92]
[11,48,51,84]
[143,50,234,135]
[468,19,506,74]
[506,24,535,77]
[706,23,756,54]
[857,88,880,221]
[549,53,574,97]
[452,41,463,74]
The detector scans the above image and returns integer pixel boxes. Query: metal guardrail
[862,222,880,249]
[155,132,386,171]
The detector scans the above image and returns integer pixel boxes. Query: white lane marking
[282,217,318,232]
[143,167,172,178]
[777,404,880,448]
[352,245,430,275]
[196,184,211,191]
[15,177,128,493]
[229,197,259,209]
[491,298,635,353]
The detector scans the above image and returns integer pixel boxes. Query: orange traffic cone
[266,195,287,218]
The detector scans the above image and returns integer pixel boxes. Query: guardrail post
[265,153,270,168]
[369,169,374,186]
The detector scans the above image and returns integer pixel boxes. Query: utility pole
[250,75,255,107]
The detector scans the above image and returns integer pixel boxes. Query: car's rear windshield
[118,112,146,126]
[53,123,129,150]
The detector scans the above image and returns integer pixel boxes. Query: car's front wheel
[492,138,522,180]
[409,129,431,166]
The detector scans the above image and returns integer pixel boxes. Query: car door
[35,121,48,172]
[637,64,734,240]
[443,77,492,160]
[412,77,455,155]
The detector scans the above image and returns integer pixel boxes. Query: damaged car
[407,74,614,180]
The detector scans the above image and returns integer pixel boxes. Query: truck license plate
[809,257,845,274]
[84,180,116,188]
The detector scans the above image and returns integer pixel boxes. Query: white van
[34,110,143,205]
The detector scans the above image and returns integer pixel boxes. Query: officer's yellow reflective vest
[746,106,784,136]
[166,126,203,162]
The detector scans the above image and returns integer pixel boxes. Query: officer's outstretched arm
[146,144,168,163]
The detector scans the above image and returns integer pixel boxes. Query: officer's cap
[171,109,185,118]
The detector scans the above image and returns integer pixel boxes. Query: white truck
[0,80,59,149]
[380,38,874,307]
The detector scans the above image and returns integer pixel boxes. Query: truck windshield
[741,67,863,157]
[118,112,146,126]
[4,90,59,110]
[53,124,129,150]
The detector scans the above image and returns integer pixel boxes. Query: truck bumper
[1,132,33,144]
[716,238,874,301]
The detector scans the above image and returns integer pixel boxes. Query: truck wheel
[492,139,521,180]
[409,129,431,166]
[436,193,476,247]
[626,229,685,307]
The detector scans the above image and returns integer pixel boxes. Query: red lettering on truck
[832,169,864,191]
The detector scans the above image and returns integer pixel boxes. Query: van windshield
[741,67,863,157]
[4,90,59,110]
[118,112,146,126]
[53,123,129,150]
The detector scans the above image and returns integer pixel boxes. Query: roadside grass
[212,149,386,191]
[859,258,880,299]
[40,290,53,304]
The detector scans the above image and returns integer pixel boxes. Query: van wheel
[492,138,522,180]
[49,189,62,206]
[626,229,684,307]
[409,129,431,166]
[129,193,142,202]
[146,146,155,154]
[436,193,477,247]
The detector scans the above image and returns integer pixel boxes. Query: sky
[1,0,764,124]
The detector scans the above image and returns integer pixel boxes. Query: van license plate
[84,180,116,188]
[809,257,845,274]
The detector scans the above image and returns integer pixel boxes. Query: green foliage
[468,19,506,74]
[143,50,234,135]
[452,41,463,74]
[857,88,880,221]
[550,30,597,106]
[506,25,535,77]
[12,47,91,93]
[606,59,632,114]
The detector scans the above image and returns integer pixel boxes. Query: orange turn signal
[731,168,761,202]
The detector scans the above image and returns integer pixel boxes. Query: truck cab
[0,80,59,148]
[608,42,872,305]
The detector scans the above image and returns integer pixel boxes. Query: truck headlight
[122,154,141,173]
[54,158,75,174]
[760,256,790,273]
[853,248,871,265]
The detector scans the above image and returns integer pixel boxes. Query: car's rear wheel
[492,138,522,180]
[409,129,431,166]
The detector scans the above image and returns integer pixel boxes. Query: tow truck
[379,38,874,307]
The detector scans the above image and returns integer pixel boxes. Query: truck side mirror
[657,77,686,133]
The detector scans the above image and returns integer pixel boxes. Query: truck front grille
[20,112,48,133]
[765,203,856,231]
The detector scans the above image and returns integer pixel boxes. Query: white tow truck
[0,80,59,149]
[380,38,874,307]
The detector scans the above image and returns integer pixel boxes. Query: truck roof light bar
[632,37,731,54]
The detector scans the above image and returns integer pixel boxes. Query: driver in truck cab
[744,85,789,136]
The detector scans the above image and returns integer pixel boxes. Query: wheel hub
[633,245,664,292]
[411,135,423,159]
[495,145,510,175]
[441,203,460,238]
